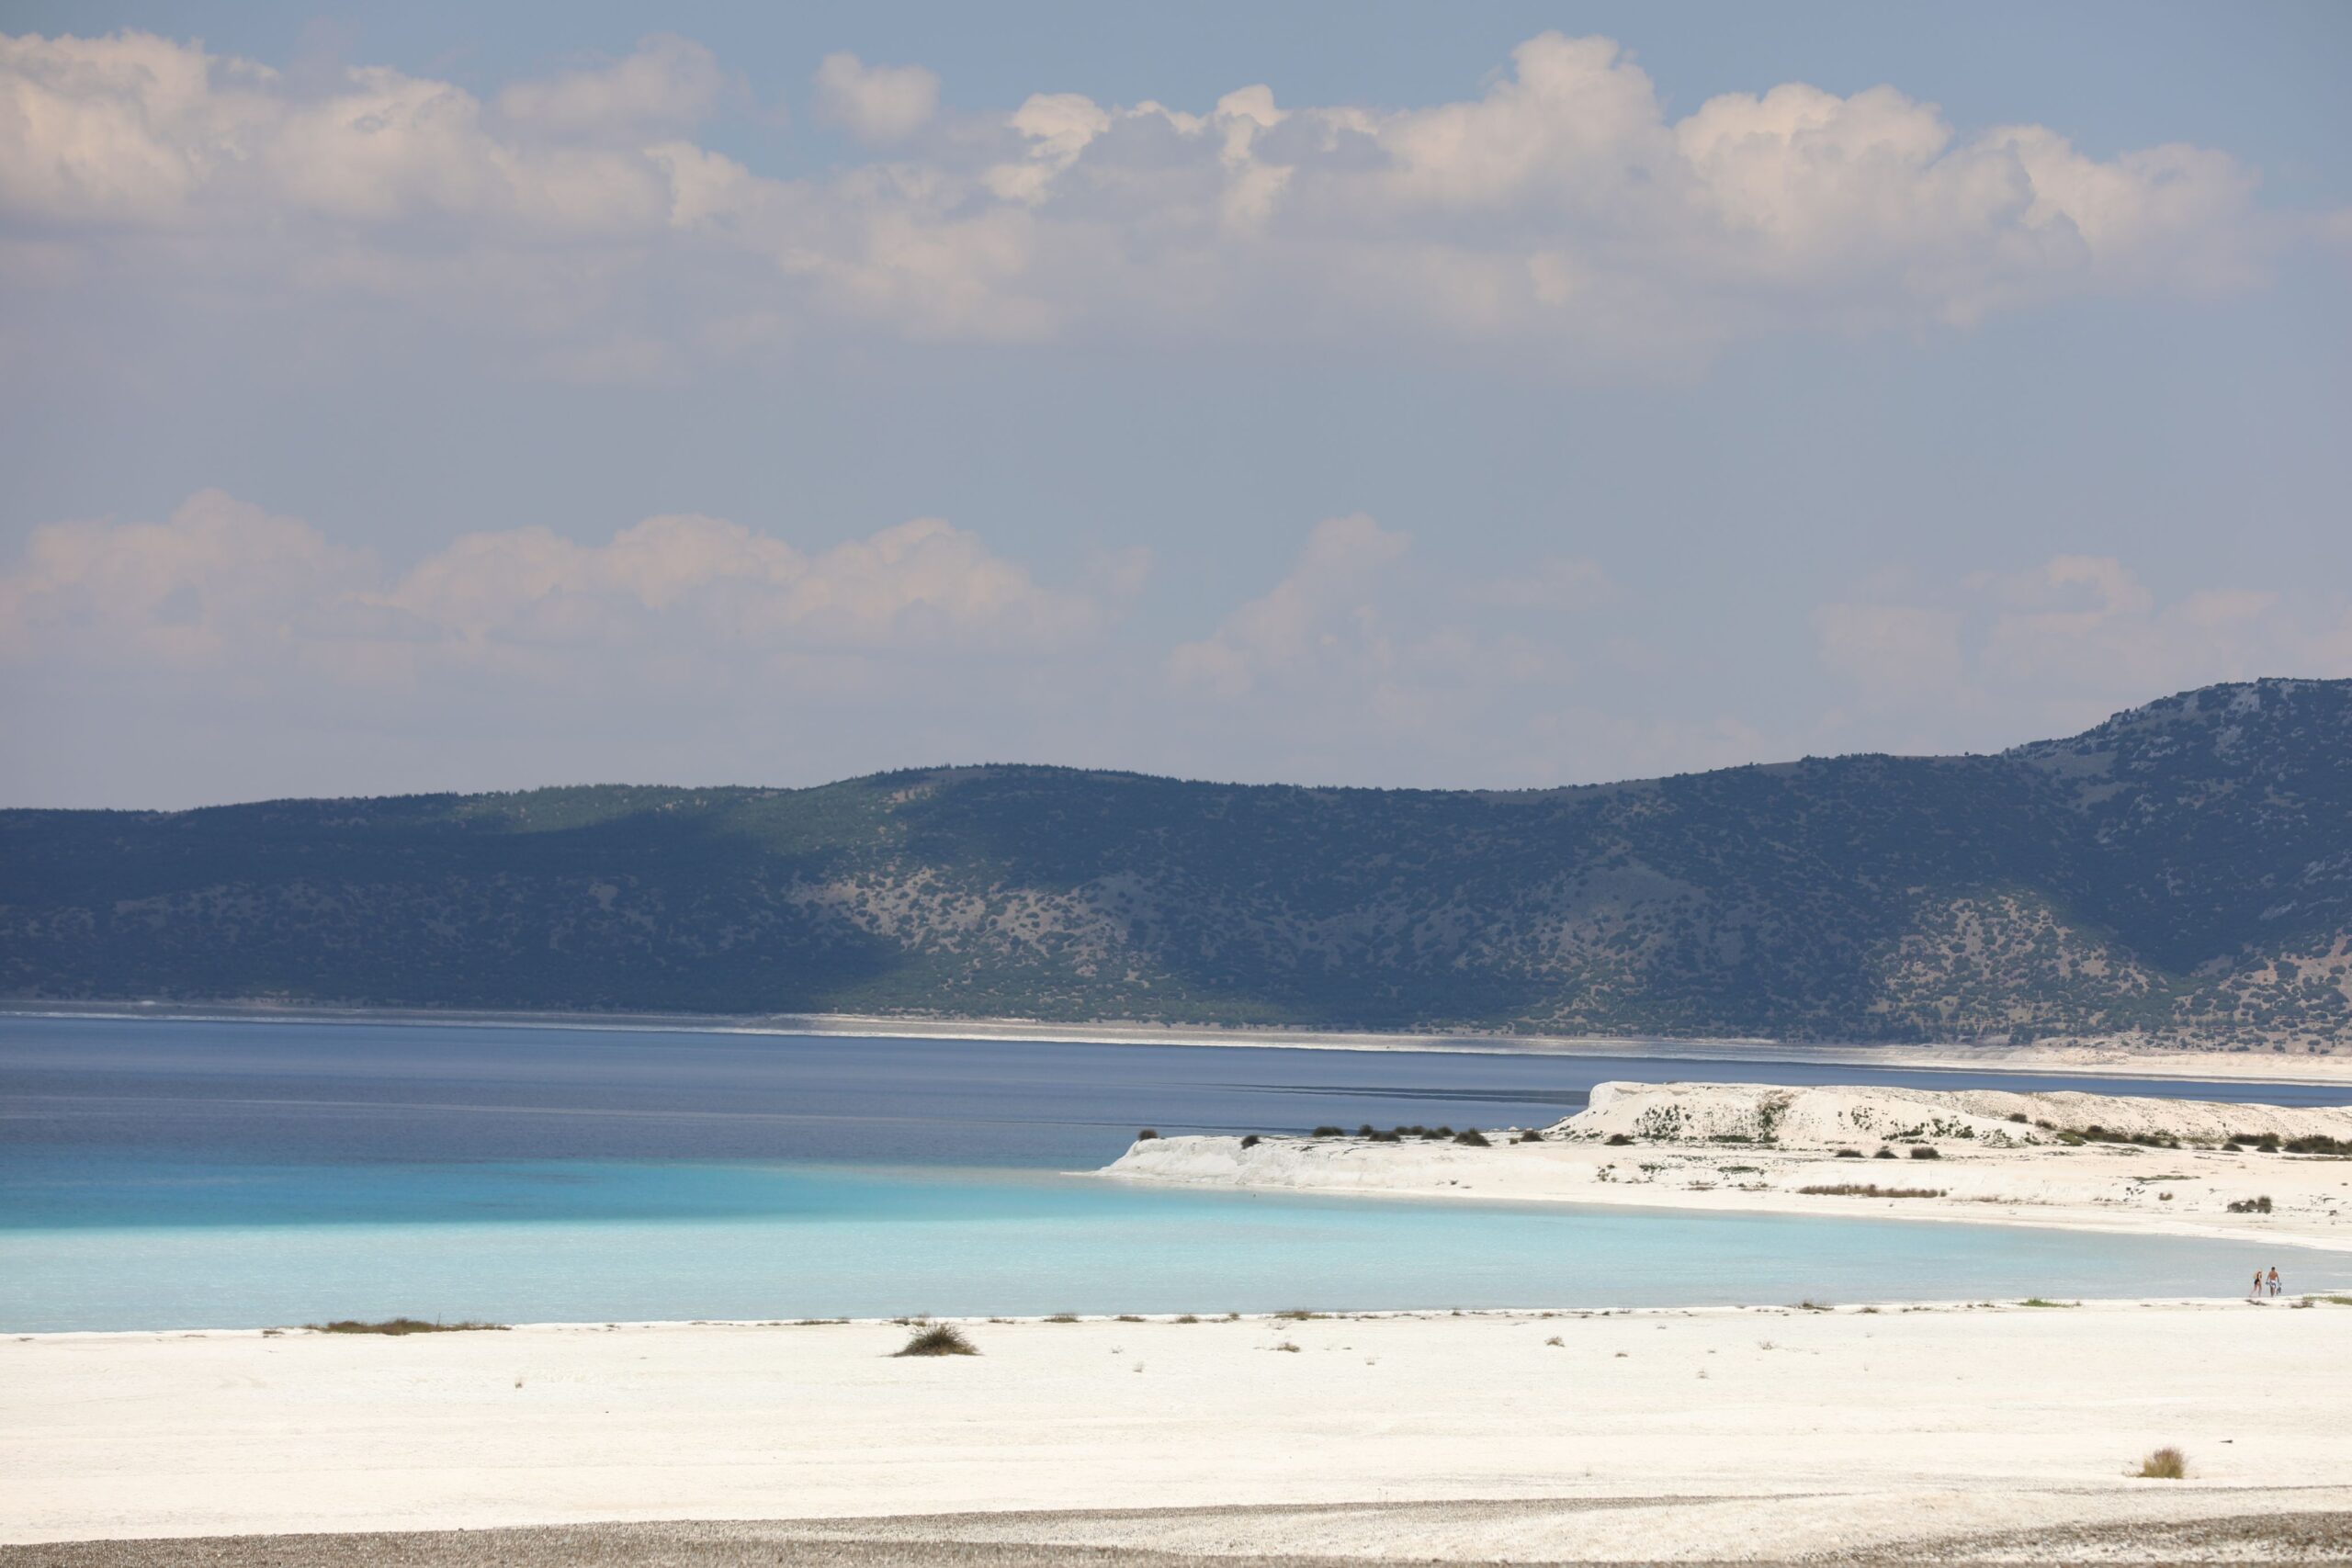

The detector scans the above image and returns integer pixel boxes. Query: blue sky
[3,3,2347,806]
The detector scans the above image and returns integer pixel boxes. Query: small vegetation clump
[2135,1446,2188,1480]
[1909,1145,1942,1160]
[2072,1124,2182,1149]
[1239,1134,1260,1148]
[307,1318,506,1335]
[1797,1183,1945,1199]
[1605,1133,1634,1146]
[1044,1313,1080,1323]
[1453,1128,1490,1146]
[1514,1129,1544,1144]
[1311,1125,1344,1137]
[2227,1132,2352,1156]
[1834,1147,1862,1158]
[1173,1314,1201,1324]
[1136,1129,1159,1141]
[1873,1147,1898,1159]
[2018,1298,2078,1308]
[2225,1195,2274,1213]
[893,1323,978,1358]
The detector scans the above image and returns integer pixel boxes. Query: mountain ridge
[5,678,2347,1055]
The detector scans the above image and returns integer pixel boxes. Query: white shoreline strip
[7,1000,2349,1088]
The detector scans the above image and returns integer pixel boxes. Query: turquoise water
[6,1015,2346,1329]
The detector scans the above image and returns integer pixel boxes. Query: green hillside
[4,679,2347,1053]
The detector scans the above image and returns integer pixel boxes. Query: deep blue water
[5,1014,2346,1329]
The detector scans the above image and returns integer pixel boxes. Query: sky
[3,2,2348,807]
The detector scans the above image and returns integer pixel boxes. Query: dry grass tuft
[2135,1446,2188,1480]
[893,1323,978,1358]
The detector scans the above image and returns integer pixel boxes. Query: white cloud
[1813,554,2352,744]
[1168,513,1408,699]
[0,492,1102,702]
[496,35,725,137]
[0,27,2311,375]
[811,52,939,145]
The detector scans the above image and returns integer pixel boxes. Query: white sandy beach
[5,1301,2350,1561]
[1106,1082,2352,1253]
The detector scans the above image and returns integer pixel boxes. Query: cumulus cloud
[0,27,2310,375]
[1168,513,1408,699]
[0,491,1102,705]
[495,35,725,137]
[811,52,939,145]
[1813,554,2352,743]
[4,495,1710,802]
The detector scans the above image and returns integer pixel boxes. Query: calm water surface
[5,1014,2346,1329]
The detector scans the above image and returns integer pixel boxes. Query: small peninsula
[1104,1081,2352,1250]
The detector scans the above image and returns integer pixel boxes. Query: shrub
[1358,1123,1375,1136]
[2018,1298,2077,1308]
[1369,1129,1403,1143]
[307,1318,506,1335]
[1312,1126,1344,1138]
[1873,1147,1898,1159]
[2225,1195,2273,1213]
[893,1323,978,1357]
[2283,1134,2352,1156]
[1834,1148,1862,1158]
[1454,1128,1490,1146]
[2007,1112,2030,1123]
[1114,1314,1145,1323]
[1173,1314,1200,1324]
[1796,1184,1944,1199]
[1605,1133,1634,1146]
[2135,1447,2187,1480]
[1514,1130,1544,1144]
[1239,1134,1261,1149]
[1271,1341,1302,1353]
[1136,1129,1159,1141]
[1909,1145,1942,1160]
[1044,1313,1080,1323]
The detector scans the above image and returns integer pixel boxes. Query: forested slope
[5,679,2347,1053]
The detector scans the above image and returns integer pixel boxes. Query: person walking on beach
[2252,1269,2265,1299]
[2268,1267,2281,1297]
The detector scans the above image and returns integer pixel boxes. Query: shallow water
[5,1015,2346,1329]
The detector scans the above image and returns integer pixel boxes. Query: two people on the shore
[2251,1266,2281,1298]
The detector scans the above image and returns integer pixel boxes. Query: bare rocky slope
[3,678,2348,1052]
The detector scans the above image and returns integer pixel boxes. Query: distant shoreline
[6,997,2349,1086]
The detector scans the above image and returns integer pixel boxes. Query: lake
[5,1013,2346,1329]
